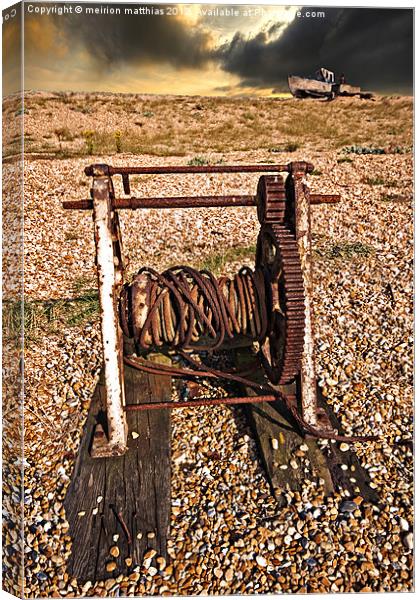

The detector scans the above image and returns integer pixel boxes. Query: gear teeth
[256,175,305,385]
[257,175,287,224]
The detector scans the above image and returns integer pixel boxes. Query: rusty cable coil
[119,266,269,352]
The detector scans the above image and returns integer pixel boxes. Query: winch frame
[64,162,340,457]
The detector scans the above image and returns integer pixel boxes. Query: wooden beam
[234,348,378,504]
[234,348,333,503]
[64,354,172,583]
[315,388,379,503]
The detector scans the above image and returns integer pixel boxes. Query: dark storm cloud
[217,8,413,93]
[42,5,413,94]
[57,3,213,70]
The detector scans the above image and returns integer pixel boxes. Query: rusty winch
[64,162,342,458]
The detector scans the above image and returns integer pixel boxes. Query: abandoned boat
[288,68,373,100]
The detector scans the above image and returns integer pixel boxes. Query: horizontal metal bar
[63,195,255,210]
[85,164,297,177]
[124,394,277,411]
[63,193,340,211]
[63,200,97,210]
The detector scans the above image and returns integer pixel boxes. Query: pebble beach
[2,92,413,596]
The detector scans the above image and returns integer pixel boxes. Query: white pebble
[400,517,410,532]
[403,533,413,550]
[256,555,267,567]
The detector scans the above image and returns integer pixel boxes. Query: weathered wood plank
[64,354,172,583]
[315,388,379,503]
[234,348,334,504]
[234,348,378,503]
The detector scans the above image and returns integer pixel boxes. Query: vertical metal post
[289,163,321,427]
[90,165,128,457]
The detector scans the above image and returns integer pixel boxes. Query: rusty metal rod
[124,394,277,411]
[63,195,255,210]
[63,194,340,211]
[85,164,308,177]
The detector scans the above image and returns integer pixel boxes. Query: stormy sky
[2,3,413,96]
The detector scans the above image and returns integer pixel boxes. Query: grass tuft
[64,229,79,241]
[115,130,122,153]
[82,130,95,155]
[3,291,100,344]
[284,141,300,152]
[343,145,385,155]
[316,240,374,260]
[380,193,411,204]
[197,244,256,275]
[362,176,386,186]
[269,141,300,153]
[187,156,211,166]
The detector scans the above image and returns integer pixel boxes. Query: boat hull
[288,75,333,98]
[288,75,373,100]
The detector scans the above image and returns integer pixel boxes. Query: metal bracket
[90,165,128,457]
